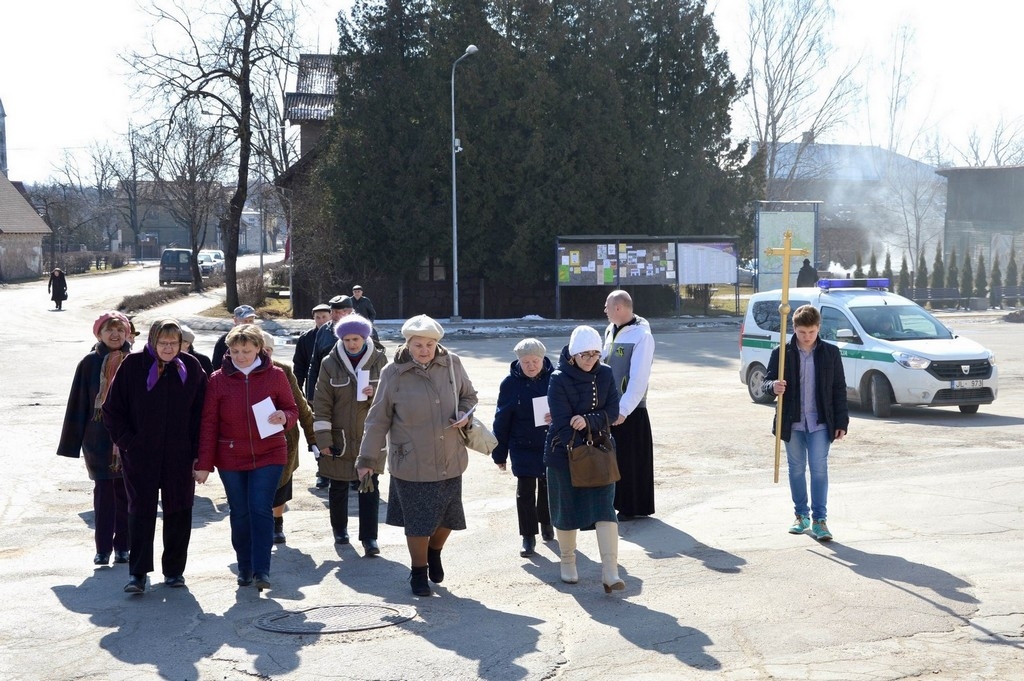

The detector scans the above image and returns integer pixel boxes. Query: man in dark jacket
[763,304,849,542]
[212,305,257,370]
[350,285,376,322]
[796,259,818,287]
[293,303,331,392]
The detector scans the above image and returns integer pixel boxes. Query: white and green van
[739,279,997,417]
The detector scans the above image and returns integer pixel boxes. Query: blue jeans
[785,429,830,521]
[219,465,284,576]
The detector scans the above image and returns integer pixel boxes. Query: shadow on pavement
[621,517,747,574]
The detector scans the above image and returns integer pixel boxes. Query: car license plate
[951,379,983,389]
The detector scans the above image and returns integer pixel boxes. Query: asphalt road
[0,265,1021,680]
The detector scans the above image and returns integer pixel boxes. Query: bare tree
[112,126,155,261]
[139,109,231,290]
[953,117,1024,167]
[743,0,859,199]
[128,0,300,308]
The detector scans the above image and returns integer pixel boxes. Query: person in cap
[57,311,133,566]
[305,295,353,402]
[102,319,207,594]
[544,325,624,593]
[180,324,213,375]
[212,305,258,370]
[292,303,331,393]
[260,331,316,545]
[194,324,298,592]
[350,285,377,323]
[797,258,818,288]
[492,338,555,557]
[357,314,479,596]
[48,267,68,310]
[312,314,388,555]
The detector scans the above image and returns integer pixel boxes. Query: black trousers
[516,476,551,537]
[328,475,379,541]
[93,478,129,554]
[127,507,192,578]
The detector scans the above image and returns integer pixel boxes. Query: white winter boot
[556,528,578,584]
[595,521,624,593]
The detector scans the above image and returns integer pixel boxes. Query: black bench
[991,286,1024,308]
[905,287,962,308]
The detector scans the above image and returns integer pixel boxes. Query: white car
[196,252,224,276]
[739,279,997,416]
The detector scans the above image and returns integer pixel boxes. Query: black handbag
[567,419,619,488]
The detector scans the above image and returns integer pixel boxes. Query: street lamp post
[451,44,478,321]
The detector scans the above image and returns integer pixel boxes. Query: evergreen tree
[1005,250,1018,307]
[960,252,973,299]
[947,247,959,294]
[882,252,894,289]
[975,253,987,300]
[853,252,865,278]
[931,242,945,289]
[990,256,1003,308]
[898,255,910,297]
[915,253,928,289]
[867,251,878,277]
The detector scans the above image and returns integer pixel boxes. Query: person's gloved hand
[358,472,375,494]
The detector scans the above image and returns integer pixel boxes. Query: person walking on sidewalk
[58,311,133,566]
[102,319,207,594]
[763,304,849,542]
[492,338,555,557]
[545,325,624,593]
[602,290,655,520]
[48,267,68,310]
[312,314,387,556]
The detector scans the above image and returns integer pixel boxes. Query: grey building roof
[757,142,936,182]
[0,175,50,234]
[284,54,338,123]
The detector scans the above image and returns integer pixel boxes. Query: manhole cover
[254,604,416,634]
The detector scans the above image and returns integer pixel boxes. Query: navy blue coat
[492,357,554,477]
[763,338,849,442]
[57,341,131,481]
[543,346,620,471]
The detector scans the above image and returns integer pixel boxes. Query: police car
[739,278,998,417]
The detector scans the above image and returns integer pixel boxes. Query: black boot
[541,524,554,541]
[427,547,444,584]
[410,565,431,596]
[520,535,537,557]
[273,516,286,544]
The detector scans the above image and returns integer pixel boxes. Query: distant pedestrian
[797,259,818,287]
[48,267,68,310]
[57,311,133,566]
[350,285,377,322]
[292,303,331,393]
[102,319,207,594]
[211,305,257,370]
[763,304,849,542]
[492,338,555,557]
[602,290,656,520]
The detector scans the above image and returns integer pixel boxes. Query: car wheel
[958,404,980,414]
[747,363,774,404]
[870,374,893,418]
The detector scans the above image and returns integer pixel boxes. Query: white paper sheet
[252,396,284,439]
[356,369,370,401]
[532,396,549,427]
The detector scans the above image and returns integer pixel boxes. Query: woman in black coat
[102,319,207,594]
[57,311,133,565]
[492,338,555,557]
[48,267,68,310]
[544,325,623,593]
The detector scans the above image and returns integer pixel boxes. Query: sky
[2,0,1022,184]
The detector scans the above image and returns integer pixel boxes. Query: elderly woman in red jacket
[195,324,297,591]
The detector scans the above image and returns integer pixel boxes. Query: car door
[819,304,861,402]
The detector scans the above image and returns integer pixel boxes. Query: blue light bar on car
[817,278,890,290]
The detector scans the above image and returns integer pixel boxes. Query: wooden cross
[764,231,810,483]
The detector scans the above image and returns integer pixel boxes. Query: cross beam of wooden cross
[764,231,810,483]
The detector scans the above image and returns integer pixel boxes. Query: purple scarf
[145,344,188,391]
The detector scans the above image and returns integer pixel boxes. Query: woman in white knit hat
[357,314,479,596]
[543,325,624,593]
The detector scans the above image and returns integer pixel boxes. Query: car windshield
[851,305,953,341]
[198,254,212,262]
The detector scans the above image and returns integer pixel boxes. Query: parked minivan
[739,278,997,417]
[159,248,193,285]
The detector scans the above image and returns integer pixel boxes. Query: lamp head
[465,44,479,55]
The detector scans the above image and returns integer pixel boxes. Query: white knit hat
[568,325,602,356]
[401,314,445,341]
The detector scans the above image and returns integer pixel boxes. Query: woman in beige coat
[312,315,387,556]
[357,315,478,596]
